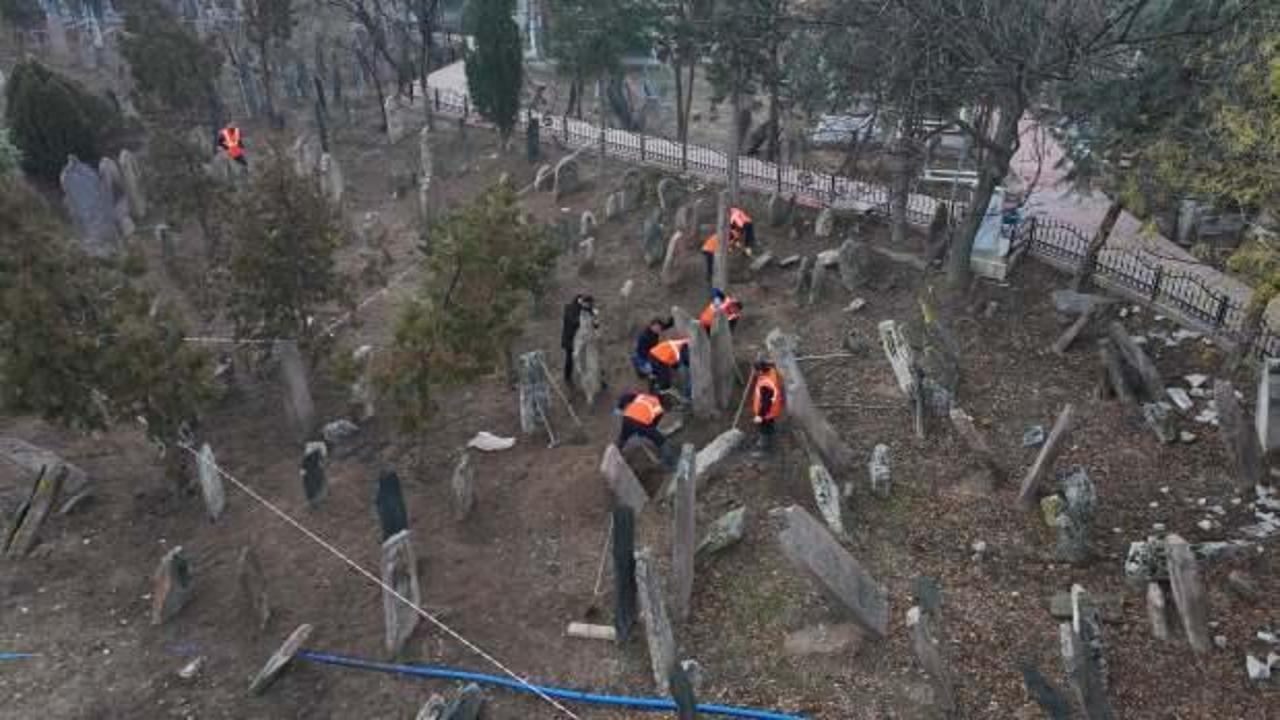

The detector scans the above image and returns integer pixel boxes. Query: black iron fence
[427,84,1277,358]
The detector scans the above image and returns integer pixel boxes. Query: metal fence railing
[425,83,1276,358]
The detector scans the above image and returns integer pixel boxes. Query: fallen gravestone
[301,442,327,506]
[517,351,552,435]
[635,548,677,694]
[810,463,846,538]
[152,546,194,624]
[375,470,409,542]
[249,624,314,695]
[774,505,888,638]
[381,529,422,655]
[196,443,225,521]
[696,506,746,563]
[237,545,272,632]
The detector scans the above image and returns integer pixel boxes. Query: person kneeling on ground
[613,391,677,468]
[751,360,785,451]
[647,337,690,398]
[699,288,743,333]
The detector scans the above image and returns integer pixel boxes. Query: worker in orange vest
[216,126,247,166]
[699,288,743,332]
[647,336,690,396]
[700,206,756,283]
[613,391,671,459]
[751,360,785,451]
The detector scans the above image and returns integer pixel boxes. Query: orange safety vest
[624,393,664,425]
[649,338,689,367]
[701,233,719,254]
[699,298,741,330]
[220,127,243,159]
[753,368,784,420]
[729,206,752,229]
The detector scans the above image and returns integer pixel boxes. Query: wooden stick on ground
[1052,309,1094,355]
[537,356,585,429]
[1017,403,1077,508]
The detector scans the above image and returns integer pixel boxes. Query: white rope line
[177,443,581,719]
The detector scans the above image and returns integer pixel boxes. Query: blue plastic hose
[0,653,34,661]
[295,649,806,719]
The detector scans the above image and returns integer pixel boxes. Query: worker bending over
[700,206,756,284]
[632,316,674,379]
[751,360,785,451]
[699,288,743,333]
[216,126,248,166]
[647,336,690,396]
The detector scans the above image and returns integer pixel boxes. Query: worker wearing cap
[751,360,785,451]
[699,288,743,332]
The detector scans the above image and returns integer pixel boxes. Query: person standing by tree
[560,293,596,384]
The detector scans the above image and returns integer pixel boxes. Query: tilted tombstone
[687,320,716,419]
[319,152,344,205]
[301,441,328,506]
[1055,467,1096,564]
[621,168,644,210]
[601,444,648,512]
[451,451,475,521]
[196,442,226,521]
[573,310,604,406]
[773,505,889,638]
[516,351,552,434]
[672,444,697,623]
[815,207,835,237]
[709,308,735,411]
[869,444,891,498]
[837,238,871,291]
[661,231,684,286]
[810,463,846,539]
[578,237,596,275]
[658,177,686,213]
[375,470,409,542]
[248,624,313,695]
[878,320,917,398]
[605,192,622,220]
[695,506,746,562]
[643,211,665,267]
[350,345,376,421]
[1059,585,1114,719]
[237,545,272,632]
[0,437,92,514]
[613,506,637,643]
[61,156,120,256]
[381,529,423,655]
[635,548,677,694]
[152,546,194,624]
[275,340,316,441]
[580,210,597,238]
[1166,534,1211,654]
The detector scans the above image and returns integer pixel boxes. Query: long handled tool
[583,514,613,621]
[731,368,758,430]
[537,356,589,444]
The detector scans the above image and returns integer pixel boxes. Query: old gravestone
[553,156,580,199]
[838,238,871,291]
[1060,585,1114,720]
[643,211,666,267]
[696,507,746,562]
[622,169,644,210]
[1216,380,1265,491]
[578,237,596,275]
[766,329,856,471]
[687,320,717,419]
[573,310,603,406]
[613,506,637,643]
[517,351,552,435]
[0,438,92,514]
[869,444,891,497]
[451,451,475,521]
[774,505,889,638]
[350,345,376,421]
[580,210,596,238]
[658,177,685,213]
[3,466,66,557]
[375,470,409,542]
[810,463,846,539]
[672,443,697,624]
[237,545,272,632]
[878,320,917,398]
[152,546,194,624]
[248,624,313,695]
[61,156,120,256]
[1166,534,1211,654]
[381,529,422,655]
[601,445,647,513]
[661,231,685,286]
[635,548,677,694]
[196,443,225,521]
[605,192,623,221]
[907,604,956,713]
[709,308,736,412]
[815,207,835,238]
[301,442,327,505]
[275,340,316,441]
[117,149,146,219]
[1256,358,1280,453]
[319,153,344,205]
[1055,467,1096,564]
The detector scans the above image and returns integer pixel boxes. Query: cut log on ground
[1053,308,1094,356]
[1018,403,1077,508]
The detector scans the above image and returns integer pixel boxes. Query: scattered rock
[1226,570,1259,602]
[466,432,515,452]
[1246,654,1271,681]
[1180,431,1197,444]
[1214,634,1229,650]
[1023,425,1047,448]
[1166,387,1194,413]
[177,656,204,680]
[843,298,867,313]
[696,507,746,563]
[1185,374,1210,389]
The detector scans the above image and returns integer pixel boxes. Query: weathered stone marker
[635,548,677,694]
[117,149,146,218]
[709,308,736,411]
[1059,585,1114,719]
[643,212,665,267]
[553,155,580,199]
[766,329,856,471]
[878,320,916,398]
[516,351,552,435]
[673,444,697,623]
[601,445,648,513]
[196,442,225,521]
[661,231,684,286]
[696,506,746,563]
[375,470,409,542]
[1018,403,1077,508]
[0,438,92,514]
[1256,358,1280,452]
[451,452,475,521]
[301,441,327,506]
[907,605,956,713]
[237,545,272,632]
[815,207,834,237]
[573,310,603,406]
[1146,582,1169,641]
[774,505,888,638]
[837,238,870,291]
[689,428,745,489]
[809,462,846,538]
[381,529,422,655]
[613,506,637,643]
[276,340,316,441]
[868,444,891,497]
[949,407,1003,480]
[152,546,194,624]
[1055,468,1096,564]
[687,320,716,419]
[1106,322,1163,400]
[4,465,67,557]
[1215,380,1265,492]
[249,623,313,695]
[1166,534,1211,654]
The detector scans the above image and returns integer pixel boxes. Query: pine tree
[0,127,20,176]
[464,0,523,145]
[119,0,224,125]
[4,61,120,183]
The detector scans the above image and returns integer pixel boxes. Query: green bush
[4,61,121,183]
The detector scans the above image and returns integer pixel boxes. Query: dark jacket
[562,298,595,350]
[634,317,675,360]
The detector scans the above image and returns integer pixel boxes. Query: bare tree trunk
[947,101,1021,288]
[728,85,742,204]
[357,49,389,133]
[889,139,912,247]
[1071,199,1124,292]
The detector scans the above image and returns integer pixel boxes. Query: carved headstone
[1146,582,1169,641]
[605,191,622,220]
[907,605,956,712]
[375,470,409,542]
[451,452,475,520]
[643,212,665,267]
[578,237,596,275]
[516,351,552,435]
[709,308,736,411]
[152,546,194,624]
[774,505,888,638]
[1166,534,1211,654]
[1059,585,1113,719]
[196,443,225,521]
[60,156,119,256]
[1055,467,1096,564]
[350,344,376,421]
[661,231,684,286]
[810,463,846,538]
[635,548,677,694]
[869,444,891,497]
[878,320,916,398]
[573,310,603,406]
[672,444,697,623]
[237,545,272,632]
[275,340,316,441]
[381,529,422,654]
[301,441,327,506]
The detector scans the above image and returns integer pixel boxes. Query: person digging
[699,288,743,333]
[613,391,677,468]
[647,337,692,404]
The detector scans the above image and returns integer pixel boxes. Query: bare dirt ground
[3,91,1280,720]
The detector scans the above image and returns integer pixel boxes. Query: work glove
[753,416,763,425]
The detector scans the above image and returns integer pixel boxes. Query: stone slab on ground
[249,624,313,695]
